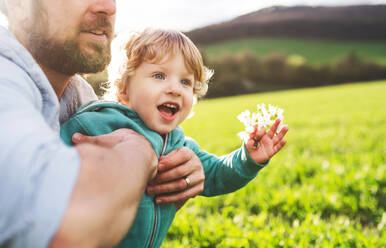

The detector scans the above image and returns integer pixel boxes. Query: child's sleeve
[60,115,88,146]
[60,107,137,146]
[60,112,113,146]
[60,107,164,157]
[184,137,268,197]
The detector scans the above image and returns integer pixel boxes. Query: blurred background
[110,1,385,247]
[77,0,386,99]
[2,1,384,246]
[1,1,385,97]
[111,1,384,247]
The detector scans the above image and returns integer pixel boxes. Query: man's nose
[90,0,116,16]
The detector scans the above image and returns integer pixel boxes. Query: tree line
[203,51,386,98]
[85,51,386,99]
[186,5,386,46]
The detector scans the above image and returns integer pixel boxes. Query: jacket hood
[0,25,60,130]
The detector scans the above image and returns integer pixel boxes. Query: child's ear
[117,81,130,104]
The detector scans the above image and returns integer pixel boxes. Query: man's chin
[61,45,111,74]
[48,54,110,75]
[28,34,111,75]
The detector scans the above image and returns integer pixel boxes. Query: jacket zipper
[147,134,168,248]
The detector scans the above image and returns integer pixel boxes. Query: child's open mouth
[157,103,180,121]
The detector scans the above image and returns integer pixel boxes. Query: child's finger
[273,139,287,155]
[273,125,289,145]
[254,126,266,141]
[267,119,281,139]
[246,137,257,148]
[249,127,266,149]
[248,125,258,139]
[252,127,266,140]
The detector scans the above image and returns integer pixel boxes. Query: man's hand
[146,147,205,210]
[51,129,157,248]
[246,119,288,164]
[72,129,158,180]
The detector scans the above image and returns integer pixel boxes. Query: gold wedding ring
[184,177,191,188]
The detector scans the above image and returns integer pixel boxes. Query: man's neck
[12,28,73,100]
[39,63,73,99]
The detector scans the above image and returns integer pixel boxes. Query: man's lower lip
[81,32,108,41]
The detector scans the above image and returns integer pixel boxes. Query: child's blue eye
[153,73,165,80]
[181,79,192,86]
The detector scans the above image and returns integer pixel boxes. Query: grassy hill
[203,38,386,66]
[163,81,386,247]
[186,5,386,45]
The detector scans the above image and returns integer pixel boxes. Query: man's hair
[106,28,213,101]
[0,0,7,17]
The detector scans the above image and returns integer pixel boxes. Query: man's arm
[51,129,157,247]
[0,66,155,247]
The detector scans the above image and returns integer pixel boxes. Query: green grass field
[163,81,386,247]
[203,38,386,66]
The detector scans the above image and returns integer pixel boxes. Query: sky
[116,0,386,32]
[1,1,385,32]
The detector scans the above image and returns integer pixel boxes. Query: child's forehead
[145,49,179,63]
[145,52,193,71]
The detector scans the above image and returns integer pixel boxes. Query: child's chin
[154,126,174,135]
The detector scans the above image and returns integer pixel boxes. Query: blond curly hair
[106,28,213,101]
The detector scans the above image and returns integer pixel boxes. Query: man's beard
[27,13,112,75]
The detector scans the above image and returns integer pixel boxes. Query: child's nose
[166,81,182,96]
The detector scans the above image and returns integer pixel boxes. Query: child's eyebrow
[146,63,194,79]
[155,64,169,72]
[183,73,195,80]
[144,63,165,71]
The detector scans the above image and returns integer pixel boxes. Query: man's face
[26,0,116,75]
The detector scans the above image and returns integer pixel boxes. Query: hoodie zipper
[147,134,168,248]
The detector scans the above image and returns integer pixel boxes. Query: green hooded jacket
[60,101,267,248]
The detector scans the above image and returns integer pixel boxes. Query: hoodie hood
[0,26,60,131]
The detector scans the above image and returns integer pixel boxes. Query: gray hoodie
[0,25,93,248]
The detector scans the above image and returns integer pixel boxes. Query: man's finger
[147,170,203,195]
[147,178,187,195]
[152,163,194,184]
[153,183,204,204]
[158,147,193,172]
[72,133,92,144]
[72,132,120,146]
[72,129,134,147]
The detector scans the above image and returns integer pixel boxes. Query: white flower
[237,131,250,140]
[237,110,251,124]
[237,103,285,140]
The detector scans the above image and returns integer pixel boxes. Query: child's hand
[245,119,288,164]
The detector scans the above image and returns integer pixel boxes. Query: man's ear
[0,0,8,16]
[6,0,33,27]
